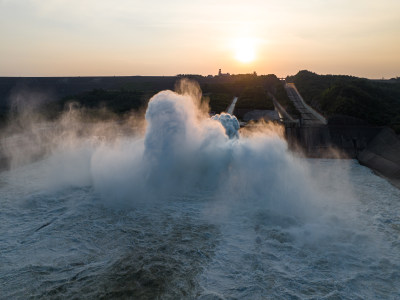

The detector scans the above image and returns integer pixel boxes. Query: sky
[1,0,400,78]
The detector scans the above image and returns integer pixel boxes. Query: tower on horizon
[218,69,230,77]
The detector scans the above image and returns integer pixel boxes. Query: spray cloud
[1,80,360,236]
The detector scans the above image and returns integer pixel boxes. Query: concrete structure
[226,97,238,115]
[282,82,399,186]
[282,82,381,158]
[284,117,383,158]
[268,92,298,123]
[358,127,400,188]
[285,83,327,125]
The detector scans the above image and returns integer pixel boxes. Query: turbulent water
[1,85,400,299]
[1,158,400,299]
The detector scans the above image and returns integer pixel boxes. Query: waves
[1,82,400,298]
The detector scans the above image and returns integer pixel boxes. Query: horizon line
[0,72,398,80]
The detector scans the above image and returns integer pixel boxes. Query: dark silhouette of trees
[288,70,400,132]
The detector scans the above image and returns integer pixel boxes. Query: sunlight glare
[234,38,256,63]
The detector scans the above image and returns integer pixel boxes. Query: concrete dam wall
[285,123,382,158]
[358,128,400,187]
[285,123,400,188]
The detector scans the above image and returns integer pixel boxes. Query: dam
[279,82,400,187]
[0,82,399,299]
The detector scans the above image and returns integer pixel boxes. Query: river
[1,156,399,299]
[1,88,400,299]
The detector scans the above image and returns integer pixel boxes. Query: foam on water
[1,84,400,298]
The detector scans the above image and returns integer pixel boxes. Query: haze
[1,0,399,78]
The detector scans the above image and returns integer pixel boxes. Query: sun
[234,38,256,63]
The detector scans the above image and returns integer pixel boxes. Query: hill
[0,74,283,124]
[287,70,400,133]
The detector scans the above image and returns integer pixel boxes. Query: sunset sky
[1,0,399,78]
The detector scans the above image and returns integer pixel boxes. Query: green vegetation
[287,70,400,132]
[42,88,148,121]
[46,74,288,120]
[6,72,397,131]
[205,93,233,113]
[235,86,273,110]
[22,74,284,120]
[201,74,280,114]
[0,74,294,126]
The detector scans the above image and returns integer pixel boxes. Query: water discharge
[1,84,400,299]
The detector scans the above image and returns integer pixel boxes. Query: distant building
[218,69,230,77]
